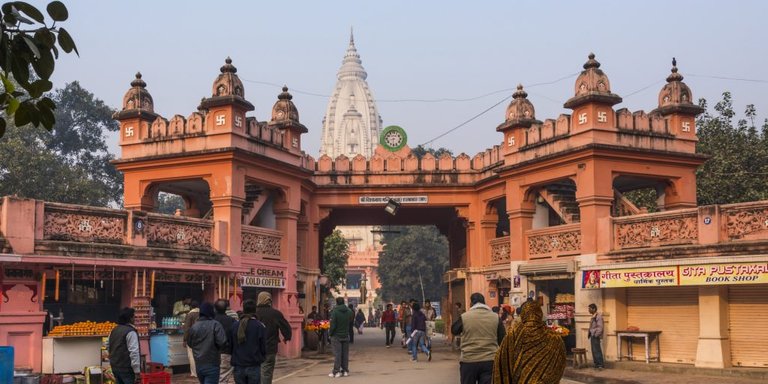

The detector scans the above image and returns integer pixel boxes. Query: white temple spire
[320,33,383,159]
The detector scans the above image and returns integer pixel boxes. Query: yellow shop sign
[582,262,768,288]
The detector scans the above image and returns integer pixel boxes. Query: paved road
[273,327,582,384]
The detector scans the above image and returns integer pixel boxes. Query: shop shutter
[728,285,768,368]
[626,287,699,364]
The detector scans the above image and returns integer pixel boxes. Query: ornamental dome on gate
[655,58,703,116]
[563,53,622,109]
[212,57,245,98]
[269,86,308,133]
[121,72,154,112]
[496,84,540,131]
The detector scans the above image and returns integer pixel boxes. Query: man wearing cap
[253,292,292,384]
[187,302,229,384]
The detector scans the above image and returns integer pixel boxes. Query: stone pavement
[171,327,767,383]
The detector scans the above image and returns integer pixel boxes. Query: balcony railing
[612,208,699,250]
[490,236,510,264]
[721,201,768,241]
[43,202,127,244]
[526,223,581,259]
[241,225,282,260]
[146,213,213,251]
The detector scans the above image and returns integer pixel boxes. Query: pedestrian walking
[588,303,605,370]
[253,292,292,384]
[183,301,201,378]
[492,300,565,384]
[328,297,352,378]
[347,303,355,343]
[214,300,237,383]
[108,308,141,384]
[423,300,437,339]
[230,299,267,384]
[380,303,397,347]
[354,309,366,335]
[187,302,229,384]
[451,293,505,384]
[409,303,432,362]
[400,301,412,348]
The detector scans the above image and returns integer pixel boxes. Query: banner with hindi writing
[582,266,678,288]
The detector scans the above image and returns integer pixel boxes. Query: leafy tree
[156,192,185,215]
[411,145,453,159]
[322,229,350,293]
[0,81,121,206]
[695,92,768,205]
[378,226,449,303]
[0,1,78,137]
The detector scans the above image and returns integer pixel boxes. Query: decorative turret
[496,85,541,155]
[653,58,704,138]
[198,57,254,113]
[563,53,622,109]
[655,58,704,116]
[120,72,154,113]
[268,86,308,152]
[115,72,159,146]
[198,57,254,134]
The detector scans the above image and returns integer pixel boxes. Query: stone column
[210,197,244,266]
[274,206,302,358]
[695,286,730,368]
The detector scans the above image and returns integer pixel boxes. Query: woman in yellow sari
[492,300,565,384]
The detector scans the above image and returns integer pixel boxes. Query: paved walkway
[173,327,582,383]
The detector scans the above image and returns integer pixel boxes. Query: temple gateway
[1,51,768,373]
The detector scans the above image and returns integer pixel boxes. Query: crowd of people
[108,292,291,384]
[107,292,605,384]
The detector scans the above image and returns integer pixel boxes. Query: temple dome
[564,53,622,109]
[121,72,154,112]
[211,57,245,98]
[657,58,697,110]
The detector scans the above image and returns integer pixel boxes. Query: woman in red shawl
[492,300,565,384]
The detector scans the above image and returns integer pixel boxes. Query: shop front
[582,258,768,368]
[240,266,287,305]
[518,260,578,352]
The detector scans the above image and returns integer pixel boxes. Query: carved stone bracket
[43,211,125,244]
[490,236,511,263]
[241,229,282,258]
[527,227,581,257]
[147,217,212,251]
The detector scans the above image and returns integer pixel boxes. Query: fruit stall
[42,321,116,374]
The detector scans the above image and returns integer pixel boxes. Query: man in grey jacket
[187,302,229,384]
[450,293,505,384]
[588,303,605,370]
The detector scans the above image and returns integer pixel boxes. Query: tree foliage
[156,192,185,215]
[0,1,78,137]
[411,145,453,159]
[695,92,768,205]
[378,226,449,303]
[322,229,350,293]
[0,81,121,206]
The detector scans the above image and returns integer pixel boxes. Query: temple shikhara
[2,46,768,375]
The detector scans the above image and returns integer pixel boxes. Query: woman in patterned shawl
[492,300,565,384]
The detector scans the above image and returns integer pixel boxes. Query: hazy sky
[48,0,768,157]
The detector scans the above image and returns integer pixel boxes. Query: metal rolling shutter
[626,287,699,364]
[729,285,768,368]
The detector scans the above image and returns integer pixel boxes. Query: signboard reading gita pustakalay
[582,261,768,288]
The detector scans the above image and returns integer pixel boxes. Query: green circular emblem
[380,125,407,152]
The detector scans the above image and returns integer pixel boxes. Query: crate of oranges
[48,321,117,337]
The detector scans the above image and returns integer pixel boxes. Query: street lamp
[384,198,401,216]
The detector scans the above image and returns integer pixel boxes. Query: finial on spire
[583,52,601,69]
[220,57,237,73]
[278,85,293,100]
[512,84,528,99]
[350,27,354,45]
[131,72,146,88]
[667,57,683,82]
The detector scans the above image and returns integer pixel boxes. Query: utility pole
[418,270,425,304]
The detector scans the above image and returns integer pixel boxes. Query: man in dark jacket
[253,292,292,384]
[409,303,432,362]
[108,307,141,384]
[328,297,351,378]
[187,302,229,384]
[215,299,237,383]
[230,299,266,384]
